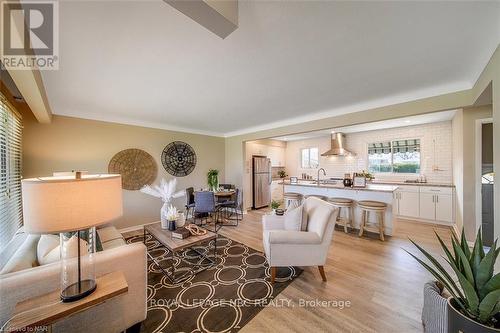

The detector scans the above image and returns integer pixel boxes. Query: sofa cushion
[284,204,302,231]
[0,228,28,271]
[38,235,89,266]
[0,234,40,275]
[37,234,60,265]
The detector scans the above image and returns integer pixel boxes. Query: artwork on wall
[108,148,157,190]
[161,141,197,177]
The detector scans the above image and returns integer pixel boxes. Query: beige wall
[462,105,493,239]
[21,113,225,230]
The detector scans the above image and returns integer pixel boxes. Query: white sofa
[262,197,338,283]
[0,226,147,333]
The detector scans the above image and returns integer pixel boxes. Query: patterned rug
[126,233,302,333]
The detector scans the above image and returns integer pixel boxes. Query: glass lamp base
[60,279,97,302]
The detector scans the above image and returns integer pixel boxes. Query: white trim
[452,223,461,239]
[475,118,493,236]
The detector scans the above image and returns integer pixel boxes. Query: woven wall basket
[108,148,157,190]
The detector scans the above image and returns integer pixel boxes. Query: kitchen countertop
[281,180,398,193]
[370,181,455,188]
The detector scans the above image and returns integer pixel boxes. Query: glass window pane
[309,148,319,168]
[368,142,392,173]
[392,139,420,173]
[301,149,309,168]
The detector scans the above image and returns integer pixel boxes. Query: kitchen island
[282,180,398,236]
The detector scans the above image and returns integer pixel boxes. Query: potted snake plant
[405,228,499,332]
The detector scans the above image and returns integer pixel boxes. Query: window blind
[0,92,23,251]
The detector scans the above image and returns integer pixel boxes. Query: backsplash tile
[285,121,453,184]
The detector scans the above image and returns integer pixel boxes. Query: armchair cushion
[267,230,322,245]
[305,198,336,240]
[262,214,285,230]
[284,204,302,231]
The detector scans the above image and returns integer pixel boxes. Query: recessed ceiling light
[331,130,335,134]
[404,120,411,123]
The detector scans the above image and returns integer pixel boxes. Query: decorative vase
[448,298,500,333]
[177,213,186,227]
[160,202,169,229]
[168,220,176,231]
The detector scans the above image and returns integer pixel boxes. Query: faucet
[317,168,326,185]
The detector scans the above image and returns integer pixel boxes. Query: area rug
[126,234,302,333]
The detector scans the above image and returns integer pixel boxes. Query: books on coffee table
[171,227,191,239]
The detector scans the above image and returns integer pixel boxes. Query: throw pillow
[0,234,40,275]
[37,234,60,265]
[284,204,303,231]
[38,235,89,266]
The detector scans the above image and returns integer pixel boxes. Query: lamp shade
[22,174,123,233]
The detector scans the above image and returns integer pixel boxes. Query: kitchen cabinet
[419,187,454,224]
[394,185,454,225]
[419,193,437,220]
[271,180,284,201]
[268,146,285,167]
[394,186,419,218]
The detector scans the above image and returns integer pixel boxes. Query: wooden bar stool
[284,192,303,210]
[328,197,354,233]
[358,200,387,241]
[304,194,328,201]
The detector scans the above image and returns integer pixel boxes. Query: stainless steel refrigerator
[252,156,271,209]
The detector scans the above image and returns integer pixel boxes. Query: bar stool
[328,197,354,233]
[284,192,303,210]
[358,200,387,241]
[304,194,328,201]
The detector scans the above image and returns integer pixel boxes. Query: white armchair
[262,197,338,283]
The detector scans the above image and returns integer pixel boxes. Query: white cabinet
[271,180,284,201]
[435,194,454,223]
[268,146,285,167]
[394,185,454,225]
[394,186,419,218]
[419,193,436,220]
[419,187,454,224]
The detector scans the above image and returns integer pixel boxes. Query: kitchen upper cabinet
[419,193,436,221]
[268,146,285,167]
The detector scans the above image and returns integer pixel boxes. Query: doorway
[480,122,494,246]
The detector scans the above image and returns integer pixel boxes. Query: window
[368,139,420,174]
[0,93,23,251]
[301,147,319,169]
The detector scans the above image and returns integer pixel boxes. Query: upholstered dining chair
[262,197,338,283]
[194,191,221,232]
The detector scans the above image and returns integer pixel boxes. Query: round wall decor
[108,148,157,190]
[161,141,197,177]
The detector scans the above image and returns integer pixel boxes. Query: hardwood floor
[219,210,453,333]
[124,210,454,333]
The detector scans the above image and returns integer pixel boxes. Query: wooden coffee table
[144,222,217,283]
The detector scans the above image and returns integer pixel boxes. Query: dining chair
[194,191,221,232]
[185,187,195,219]
[219,184,235,190]
[219,188,242,227]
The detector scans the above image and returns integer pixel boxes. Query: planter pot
[448,298,500,333]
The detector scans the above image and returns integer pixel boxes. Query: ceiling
[271,110,457,142]
[40,1,500,137]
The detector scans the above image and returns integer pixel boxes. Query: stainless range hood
[321,133,355,156]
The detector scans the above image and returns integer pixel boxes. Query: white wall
[285,121,453,184]
[452,110,464,234]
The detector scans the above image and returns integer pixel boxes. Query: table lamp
[21,172,122,302]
